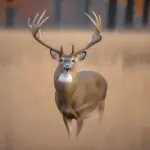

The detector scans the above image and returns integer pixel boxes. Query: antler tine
[60,45,64,55]
[74,11,102,55]
[92,11,101,30]
[33,12,39,24]
[28,17,31,28]
[69,45,75,56]
[38,29,43,40]
[28,9,62,54]
[37,10,47,24]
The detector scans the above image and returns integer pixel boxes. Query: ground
[0,29,150,150]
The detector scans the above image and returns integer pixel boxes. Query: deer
[28,10,108,138]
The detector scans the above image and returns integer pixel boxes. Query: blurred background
[0,1,150,150]
[0,0,149,29]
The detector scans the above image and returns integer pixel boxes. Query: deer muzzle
[64,64,71,72]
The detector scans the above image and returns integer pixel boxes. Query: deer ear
[50,49,60,60]
[76,51,87,61]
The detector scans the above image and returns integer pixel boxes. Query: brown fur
[54,63,108,137]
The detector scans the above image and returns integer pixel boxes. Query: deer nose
[64,64,71,72]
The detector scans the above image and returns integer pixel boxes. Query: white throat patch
[58,73,73,83]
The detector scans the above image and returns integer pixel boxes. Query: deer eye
[59,58,64,62]
[72,59,75,63]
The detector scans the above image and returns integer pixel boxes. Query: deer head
[28,10,102,82]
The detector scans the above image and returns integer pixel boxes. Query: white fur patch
[58,73,73,82]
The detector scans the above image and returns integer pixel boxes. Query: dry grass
[0,29,150,150]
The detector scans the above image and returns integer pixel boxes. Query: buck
[28,10,108,138]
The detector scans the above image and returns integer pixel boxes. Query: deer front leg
[63,116,72,138]
[76,118,84,138]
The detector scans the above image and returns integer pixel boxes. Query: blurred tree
[107,0,117,29]
[142,0,150,26]
[53,0,63,27]
[134,0,143,16]
[18,0,35,19]
[0,6,5,23]
[124,0,134,27]
[0,0,19,25]
[114,0,143,16]
[5,0,15,28]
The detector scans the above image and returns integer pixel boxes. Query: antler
[74,11,102,55]
[28,10,63,55]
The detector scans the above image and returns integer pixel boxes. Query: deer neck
[54,65,77,98]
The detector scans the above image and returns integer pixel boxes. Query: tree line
[2,0,150,28]
[107,0,150,28]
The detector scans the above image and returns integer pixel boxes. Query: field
[0,29,150,150]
